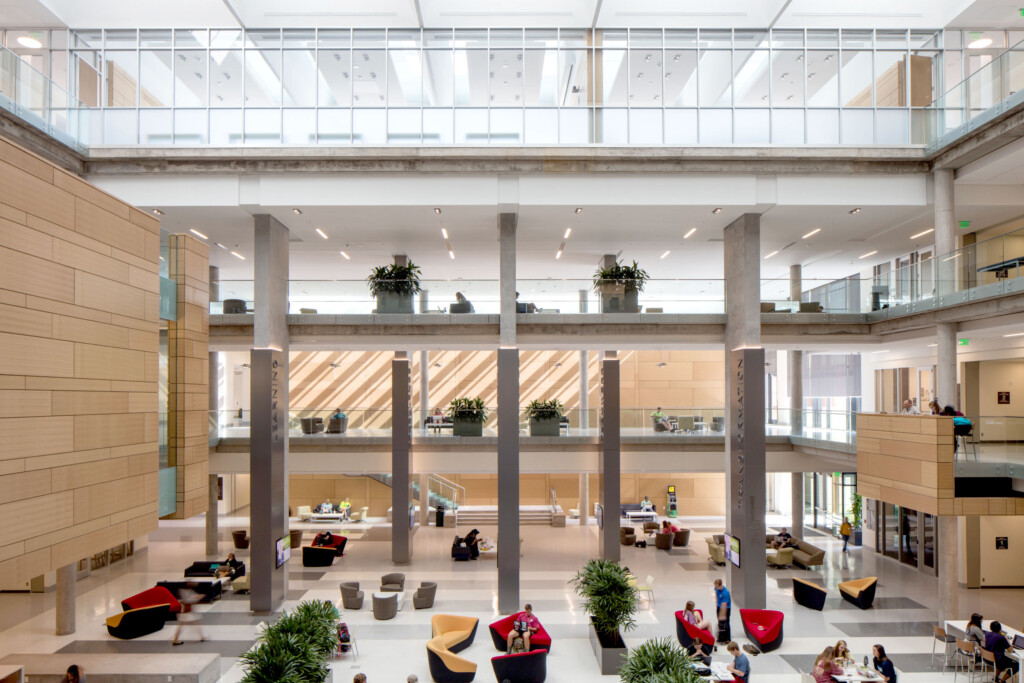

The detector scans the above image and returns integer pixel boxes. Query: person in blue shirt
[726,641,750,680]
[713,579,732,642]
[984,622,1018,682]
[872,644,897,683]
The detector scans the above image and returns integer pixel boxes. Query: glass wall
[810,471,857,533]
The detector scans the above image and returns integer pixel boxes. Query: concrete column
[724,213,766,610]
[599,351,621,561]
[789,351,803,434]
[790,472,804,538]
[392,353,413,564]
[209,350,219,446]
[55,562,75,635]
[419,350,430,430]
[206,473,219,556]
[497,347,520,613]
[419,472,431,527]
[935,169,956,294]
[936,322,957,410]
[250,214,289,614]
[499,213,517,347]
[578,473,590,526]
[209,265,220,304]
[578,350,589,430]
[789,264,802,303]
[938,515,959,622]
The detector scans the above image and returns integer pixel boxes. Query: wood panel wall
[0,137,160,586]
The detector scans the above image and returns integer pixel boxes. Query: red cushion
[313,534,346,550]
[122,586,181,614]
[739,608,783,645]
[675,610,715,646]
[489,613,552,650]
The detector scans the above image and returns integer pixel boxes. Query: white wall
[978,359,1024,416]
[979,516,1024,587]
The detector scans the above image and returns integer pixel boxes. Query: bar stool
[933,625,956,667]
[979,647,998,681]
[953,639,977,683]
[954,423,978,461]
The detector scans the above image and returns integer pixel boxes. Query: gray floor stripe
[58,640,255,657]
[832,621,937,637]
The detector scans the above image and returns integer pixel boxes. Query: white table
[833,667,884,682]
[626,510,658,523]
[374,591,407,611]
[310,512,348,522]
[701,662,733,681]
[946,620,1024,662]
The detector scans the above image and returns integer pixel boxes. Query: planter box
[588,618,627,675]
[452,418,484,437]
[853,529,862,547]
[376,291,414,314]
[529,416,561,437]
[598,286,639,313]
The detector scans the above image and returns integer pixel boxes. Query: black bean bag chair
[302,545,337,567]
[792,577,828,611]
[491,649,547,683]
[105,604,170,639]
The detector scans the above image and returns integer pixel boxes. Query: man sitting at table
[771,527,796,549]
[985,621,1019,683]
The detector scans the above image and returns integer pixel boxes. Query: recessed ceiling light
[968,37,994,49]
[448,250,455,260]
[215,242,227,250]
[441,228,448,239]
[339,251,350,260]
[152,208,164,216]
[190,228,208,240]
[660,250,671,259]
[849,208,861,214]
[911,228,934,239]
[230,251,245,260]
[927,343,937,347]
[712,208,722,214]
[434,208,442,215]
[17,36,42,49]
[802,228,821,239]
[158,256,165,261]
[764,250,779,260]
[1004,332,1024,338]
[315,228,328,239]
[555,249,562,260]
[563,227,572,239]
[292,208,302,215]
[683,228,697,239]
[859,250,878,259]
[574,207,583,214]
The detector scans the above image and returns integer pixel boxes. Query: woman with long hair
[812,646,841,683]
[873,644,898,683]
[833,639,852,665]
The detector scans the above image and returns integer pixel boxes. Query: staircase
[456,507,558,526]
[359,473,462,514]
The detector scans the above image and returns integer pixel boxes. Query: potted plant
[447,397,488,437]
[570,558,639,674]
[527,398,565,437]
[619,637,705,683]
[593,259,649,313]
[240,599,339,683]
[851,493,863,547]
[367,261,422,314]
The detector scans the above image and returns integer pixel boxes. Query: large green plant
[619,638,705,683]
[851,493,863,529]
[526,398,565,420]
[366,261,422,296]
[593,259,650,293]
[240,599,339,683]
[448,397,489,423]
[569,558,638,644]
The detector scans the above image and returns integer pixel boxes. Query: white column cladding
[937,322,957,409]
[934,169,955,259]
[938,515,959,622]
[55,562,75,635]
[250,214,289,614]
[790,472,804,539]
[392,352,413,565]
[789,264,802,303]
[599,350,621,561]
[723,213,766,610]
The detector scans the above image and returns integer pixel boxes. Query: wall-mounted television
[275,535,291,568]
[723,533,741,568]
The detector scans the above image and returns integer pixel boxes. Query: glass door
[900,507,918,566]
[882,503,899,560]
[922,513,935,569]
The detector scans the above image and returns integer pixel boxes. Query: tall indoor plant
[448,397,488,437]
[850,493,863,547]
[240,599,340,683]
[570,558,639,674]
[527,398,565,437]
[367,261,422,314]
[619,637,705,683]
[593,259,649,313]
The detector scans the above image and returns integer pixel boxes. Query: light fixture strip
[910,228,935,239]
[859,250,878,259]
[189,228,208,240]
[660,250,671,259]
[764,250,778,260]
[683,228,697,239]
[563,227,572,239]
[315,228,328,239]
[339,251,350,260]
[230,251,246,260]
[802,228,821,239]
[441,228,448,239]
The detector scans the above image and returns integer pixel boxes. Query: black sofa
[156,579,223,602]
[491,650,547,683]
[620,503,657,516]
[184,560,245,578]
[303,545,337,567]
[451,535,472,561]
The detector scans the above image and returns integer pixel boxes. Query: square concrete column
[419,472,431,527]
[497,347,520,613]
[789,351,803,435]
[55,562,75,635]
[250,214,289,614]
[578,350,589,430]
[206,350,219,555]
[790,472,804,538]
[937,322,957,410]
[499,213,517,346]
[578,473,589,526]
[938,515,958,622]
[724,213,766,610]
[599,351,621,561]
[206,473,219,556]
[392,353,413,565]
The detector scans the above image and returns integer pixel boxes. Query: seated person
[515,292,538,314]
[317,498,334,514]
[726,641,751,681]
[216,552,242,578]
[429,408,445,425]
[639,496,654,512]
[452,291,475,313]
[331,407,346,421]
[506,604,540,653]
[683,600,713,633]
[463,528,481,560]
[661,520,679,534]
[339,498,352,520]
[651,407,675,432]
[771,527,796,549]
[985,622,1018,683]
[313,530,335,547]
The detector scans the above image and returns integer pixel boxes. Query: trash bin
[435,508,445,527]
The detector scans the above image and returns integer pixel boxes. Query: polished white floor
[1,513,1022,683]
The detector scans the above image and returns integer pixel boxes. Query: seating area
[491,649,548,683]
[763,534,825,568]
[740,608,785,653]
[428,615,480,683]
[488,614,552,652]
[674,610,715,658]
[183,560,245,578]
[105,604,170,639]
[792,578,828,611]
[838,577,878,610]
[311,532,347,556]
[121,586,181,617]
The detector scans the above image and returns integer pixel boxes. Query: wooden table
[946,620,1024,662]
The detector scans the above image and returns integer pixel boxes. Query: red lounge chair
[740,608,784,653]
[674,610,715,655]
[488,613,552,652]
[312,533,347,556]
[121,586,181,616]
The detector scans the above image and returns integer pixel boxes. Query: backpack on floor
[337,622,351,653]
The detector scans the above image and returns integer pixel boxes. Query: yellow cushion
[793,577,826,593]
[431,614,478,639]
[440,629,472,650]
[427,636,477,674]
[838,576,876,598]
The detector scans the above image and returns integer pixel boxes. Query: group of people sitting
[966,613,1020,683]
[811,641,897,683]
[315,498,352,519]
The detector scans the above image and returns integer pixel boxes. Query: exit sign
[958,338,970,346]
[960,220,971,229]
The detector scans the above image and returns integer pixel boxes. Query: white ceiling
[5,0,1021,29]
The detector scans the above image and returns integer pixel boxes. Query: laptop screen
[1013,634,1024,650]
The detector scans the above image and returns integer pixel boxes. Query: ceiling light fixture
[158,256,165,261]
[315,228,328,239]
[802,228,821,239]
[575,207,583,214]
[871,349,891,354]
[1004,333,1024,338]
[441,228,448,239]
[911,228,935,239]
[712,208,722,214]
[968,37,994,49]
[849,208,861,214]
[339,251,350,260]
[152,208,164,216]
[660,250,671,259]
[684,228,697,239]
[764,250,779,260]
[17,36,42,49]
[189,228,208,240]
[215,242,227,250]
[563,227,572,239]
[555,249,562,260]
[292,208,302,215]
[230,251,245,260]
[434,208,442,215]
[859,250,878,259]
[448,250,455,260]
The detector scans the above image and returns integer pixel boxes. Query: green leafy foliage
[366,261,422,296]
[851,493,863,529]
[240,599,339,683]
[593,259,650,292]
[527,398,565,420]
[619,638,705,683]
[569,559,638,640]
[447,396,488,423]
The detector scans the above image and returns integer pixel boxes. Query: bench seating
[792,577,827,611]
[489,614,552,652]
[0,653,219,683]
[740,608,784,653]
[838,577,877,609]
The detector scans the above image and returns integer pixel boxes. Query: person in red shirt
[506,604,540,652]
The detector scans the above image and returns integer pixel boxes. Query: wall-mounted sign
[958,339,970,346]
[959,220,971,229]
[996,537,1009,550]
[998,391,1011,405]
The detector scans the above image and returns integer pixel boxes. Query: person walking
[171,583,207,645]
[713,579,731,642]
[839,517,852,553]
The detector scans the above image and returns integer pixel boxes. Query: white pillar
[789,264,802,303]
[55,562,75,635]
[790,351,803,434]
[937,322,957,410]
[935,169,957,294]
[579,473,589,526]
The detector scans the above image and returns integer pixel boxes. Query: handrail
[549,487,559,514]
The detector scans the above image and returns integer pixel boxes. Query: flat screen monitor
[723,533,741,568]
[595,503,604,530]
[1013,634,1024,650]
[275,535,291,568]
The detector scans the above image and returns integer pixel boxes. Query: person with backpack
[839,517,852,553]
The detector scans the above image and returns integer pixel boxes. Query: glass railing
[0,45,91,152]
[956,416,1024,468]
[514,279,726,314]
[915,36,1024,152]
[289,280,499,315]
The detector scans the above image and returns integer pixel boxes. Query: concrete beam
[0,109,86,174]
[932,99,1024,170]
